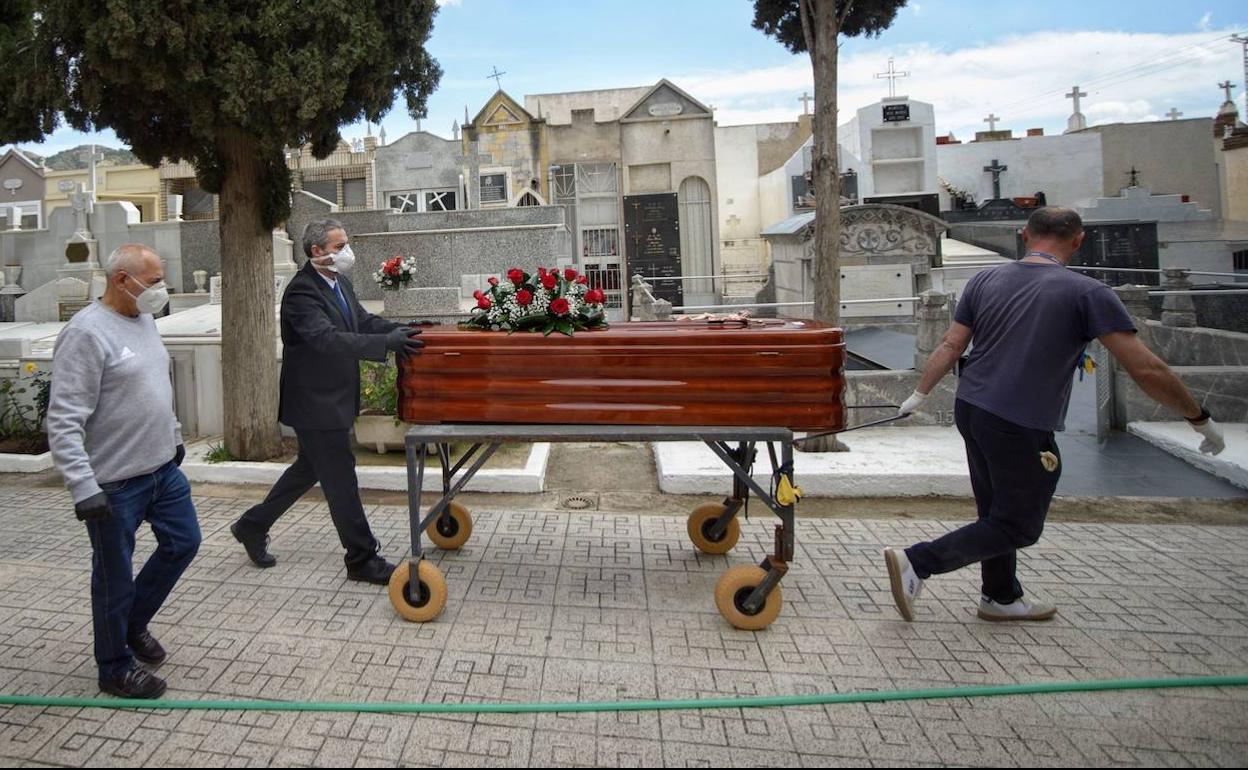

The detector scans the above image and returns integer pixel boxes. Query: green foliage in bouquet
[460,266,610,337]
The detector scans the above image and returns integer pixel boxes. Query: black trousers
[235,428,379,568]
[906,399,1061,603]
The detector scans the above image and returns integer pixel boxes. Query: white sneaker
[977,595,1057,622]
[884,548,924,622]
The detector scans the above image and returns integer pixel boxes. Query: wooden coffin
[397,319,846,432]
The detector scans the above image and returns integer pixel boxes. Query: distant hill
[26,145,141,171]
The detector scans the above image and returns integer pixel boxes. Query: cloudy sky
[7,0,1247,157]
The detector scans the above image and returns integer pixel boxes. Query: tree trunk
[800,0,849,453]
[810,2,841,326]
[217,128,283,460]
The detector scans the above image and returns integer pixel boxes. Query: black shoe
[346,557,397,585]
[99,668,167,699]
[127,628,166,666]
[230,520,276,568]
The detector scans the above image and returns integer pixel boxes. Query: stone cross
[1220,80,1236,103]
[982,159,1008,200]
[1065,85,1089,133]
[1066,85,1087,114]
[874,57,909,97]
[487,66,506,90]
[87,144,104,193]
[1166,107,1183,120]
[798,92,814,115]
[983,113,1000,132]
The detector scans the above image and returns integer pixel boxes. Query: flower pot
[353,414,407,453]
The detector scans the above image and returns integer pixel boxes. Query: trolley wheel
[687,503,741,555]
[388,560,448,623]
[714,565,783,630]
[425,501,473,550]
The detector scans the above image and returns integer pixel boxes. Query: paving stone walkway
[1,486,1246,766]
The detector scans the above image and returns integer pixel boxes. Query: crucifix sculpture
[1127,167,1141,187]
[983,159,1008,200]
[983,113,1000,132]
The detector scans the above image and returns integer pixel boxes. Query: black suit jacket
[278,262,399,430]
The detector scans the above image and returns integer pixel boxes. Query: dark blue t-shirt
[954,262,1136,431]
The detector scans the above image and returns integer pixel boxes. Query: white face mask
[124,275,170,315]
[317,244,355,274]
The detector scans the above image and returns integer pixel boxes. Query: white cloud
[911,3,923,16]
[1198,12,1213,32]
[686,28,1243,140]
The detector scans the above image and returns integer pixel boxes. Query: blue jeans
[906,400,1061,603]
[85,461,201,679]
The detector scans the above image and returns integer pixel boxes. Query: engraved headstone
[623,193,682,307]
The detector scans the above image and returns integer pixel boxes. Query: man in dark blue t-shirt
[884,207,1226,623]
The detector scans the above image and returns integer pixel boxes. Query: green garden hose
[1,674,1244,714]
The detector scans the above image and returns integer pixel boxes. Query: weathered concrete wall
[374,131,463,208]
[1113,320,1248,424]
[1089,118,1221,212]
[936,131,1103,208]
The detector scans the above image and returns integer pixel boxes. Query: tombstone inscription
[623,193,682,307]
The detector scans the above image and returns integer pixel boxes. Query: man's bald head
[104,244,161,277]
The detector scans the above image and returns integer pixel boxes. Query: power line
[991,31,1240,114]
[991,36,1231,114]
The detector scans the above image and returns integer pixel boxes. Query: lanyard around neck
[1023,251,1063,266]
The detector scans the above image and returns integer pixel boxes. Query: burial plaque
[882,103,911,122]
[480,173,507,204]
[623,193,683,307]
[65,242,90,263]
[1072,222,1159,286]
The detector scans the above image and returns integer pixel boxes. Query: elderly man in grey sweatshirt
[46,243,200,700]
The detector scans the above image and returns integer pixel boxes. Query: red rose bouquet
[372,255,418,290]
[461,266,609,336]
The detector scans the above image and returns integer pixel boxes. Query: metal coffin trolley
[388,320,847,630]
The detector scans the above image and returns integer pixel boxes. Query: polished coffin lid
[397,319,846,431]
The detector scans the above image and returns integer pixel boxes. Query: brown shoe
[127,627,166,666]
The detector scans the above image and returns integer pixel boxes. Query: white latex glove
[898,390,928,417]
[1190,417,1225,456]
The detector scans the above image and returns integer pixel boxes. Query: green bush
[204,442,236,464]
[359,355,398,416]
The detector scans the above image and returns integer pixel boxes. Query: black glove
[385,325,425,357]
[75,491,112,522]
[174,444,185,466]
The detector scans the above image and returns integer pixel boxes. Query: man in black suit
[229,218,424,584]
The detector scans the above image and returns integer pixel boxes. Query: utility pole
[1233,34,1248,116]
